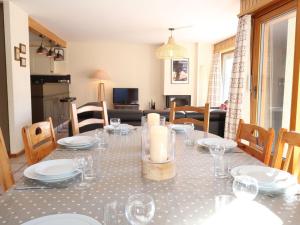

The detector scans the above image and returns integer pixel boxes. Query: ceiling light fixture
[156,28,187,59]
[36,35,48,55]
[54,47,64,61]
[46,40,56,58]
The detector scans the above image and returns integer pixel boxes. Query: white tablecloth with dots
[0,129,299,225]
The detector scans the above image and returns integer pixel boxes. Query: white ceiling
[12,0,240,44]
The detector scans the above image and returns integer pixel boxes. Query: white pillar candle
[150,125,168,163]
[147,113,160,127]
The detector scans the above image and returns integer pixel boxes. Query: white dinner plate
[57,136,98,148]
[231,165,297,193]
[24,160,80,183]
[34,159,77,177]
[197,138,237,149]
[21,214,102,225]
[169,124,188,132]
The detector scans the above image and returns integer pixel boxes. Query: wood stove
[165,95,191,108]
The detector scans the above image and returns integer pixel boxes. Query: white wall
[196,42,213,106]
[163,42,213,106]
[29,46,69,75]
[4,1,31,153]
[67,41,164,109]
[67,41,213,109]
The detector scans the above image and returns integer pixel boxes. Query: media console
[113,104,139,110]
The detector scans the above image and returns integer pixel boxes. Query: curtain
[207,52,222,107]
[224,15,252,140]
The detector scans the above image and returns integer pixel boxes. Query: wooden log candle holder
[142,157,176,181]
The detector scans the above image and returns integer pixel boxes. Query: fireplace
[166,95,191,108]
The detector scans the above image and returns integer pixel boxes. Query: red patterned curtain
[224,15,252,139]
[207,53,222,107]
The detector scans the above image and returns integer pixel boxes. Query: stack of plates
[57,136,98,149]
[197,138,237,150]
[24,159,80,183]
[231,165,298,194]
[104,124,135,133]
[169,124,189,132]
[22,214,102,225]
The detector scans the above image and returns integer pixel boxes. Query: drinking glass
[104,201,129,225]
[73,155,89,189]
[110,118,121,131]
[232,175,259,200]
[209,144,225,157]
[141,116,166,128]
[125,194,155,225]
[84,154,96,181]
[119,124,130,135]
[94,129,108,149]
[184,122,194,146]
[209,145,228,178]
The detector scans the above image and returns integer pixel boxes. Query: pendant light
[46,40,56,58]
[36,35,48,55]
[54,48,64,61]
[156,28,187,59]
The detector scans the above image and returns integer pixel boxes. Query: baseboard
[9,149,24,158]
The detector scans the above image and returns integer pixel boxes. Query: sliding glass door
[252,1,297,138]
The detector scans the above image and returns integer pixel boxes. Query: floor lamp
[90,69,110,102]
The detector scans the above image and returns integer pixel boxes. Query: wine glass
[73,155,89,189]
[125,194,155,225]
[110,118,121,132]
[232,175,259,200]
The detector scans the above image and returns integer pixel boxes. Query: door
[251,1,297,139]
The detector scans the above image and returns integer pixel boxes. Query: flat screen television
[113,88,139,105]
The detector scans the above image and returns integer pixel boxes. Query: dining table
[0,128,299,225]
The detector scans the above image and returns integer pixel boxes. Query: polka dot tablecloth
[0,129,299,225]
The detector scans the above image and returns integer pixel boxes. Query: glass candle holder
[141,115,166,129]
[142,125,175,163]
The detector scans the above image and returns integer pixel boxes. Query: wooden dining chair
[236,119,274,165]
[71,101,109,135]
[271,128,300,180]
[169,102,210,132]
[22,117,57,165]
[0,128,14,191]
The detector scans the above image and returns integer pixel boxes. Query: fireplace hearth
[166,95,191,108]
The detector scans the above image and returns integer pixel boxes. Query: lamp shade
[156,36,187,59]
[90,69,110,81]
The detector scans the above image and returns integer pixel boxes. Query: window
[252,1,297,138]
[221,51,234,103]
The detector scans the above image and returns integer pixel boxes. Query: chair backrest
[271,128,300,179]
[169,102,210,132]
[22,117,57,165]
[236,119,274,165]
[71,101,108,135]
[0,128,14,191]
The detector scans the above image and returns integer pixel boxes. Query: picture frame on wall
[19,43,26,54]
[14,46,20,61]
[20,57,26,67]
[171,58,189,84]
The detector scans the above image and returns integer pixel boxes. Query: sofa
[70,102,226,137]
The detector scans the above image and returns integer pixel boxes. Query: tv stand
[113,104,139,110]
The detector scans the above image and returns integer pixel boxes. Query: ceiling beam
[28,17,67,48]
